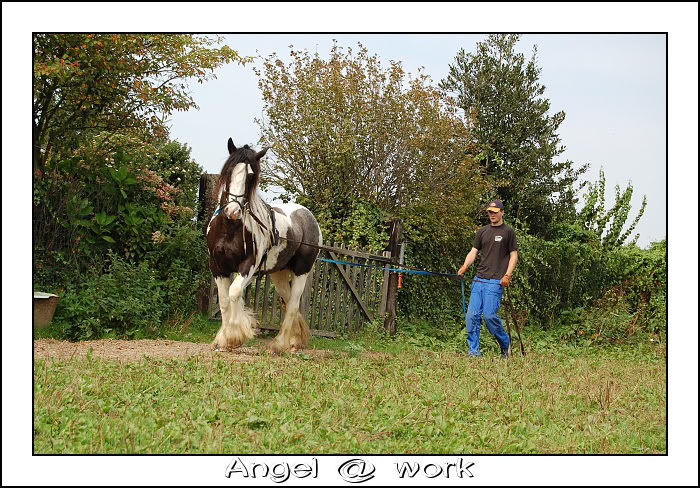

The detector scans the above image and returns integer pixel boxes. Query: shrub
[53,252,167,340]
[160,258,208,322]
[552,279,665,348]
[33,133,201,271]
[34,133,211,336]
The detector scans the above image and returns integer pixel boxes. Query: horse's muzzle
[223,201,245,220]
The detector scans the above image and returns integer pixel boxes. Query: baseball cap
[487,199,504,212]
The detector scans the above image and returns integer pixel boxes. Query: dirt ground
[33,338,340,362]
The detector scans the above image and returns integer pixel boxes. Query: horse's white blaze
[223,163,251,219]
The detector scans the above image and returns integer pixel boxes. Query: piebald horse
[206,138,322,353]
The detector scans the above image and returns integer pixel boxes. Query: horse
[206,138,322,353]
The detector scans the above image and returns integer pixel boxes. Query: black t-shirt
[473,223,517,280]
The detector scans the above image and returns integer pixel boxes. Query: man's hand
[457,265,467,276]
[500,274,511,287]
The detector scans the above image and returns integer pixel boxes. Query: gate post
[383,218,403,336]
[198,173,220,223]
[199,173,220,315]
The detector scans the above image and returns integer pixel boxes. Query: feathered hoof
[265,339,305,355]
[211,340,239,352]
[266,338,291,354]
[210,334,248,352]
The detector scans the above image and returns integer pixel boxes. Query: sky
[4,2,698,486]
[167,33,666,247]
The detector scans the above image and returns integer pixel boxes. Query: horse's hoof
[266,341,289,354]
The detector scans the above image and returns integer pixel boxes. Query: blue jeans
[466,278,510,356]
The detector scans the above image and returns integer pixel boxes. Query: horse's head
[216,138,269,220]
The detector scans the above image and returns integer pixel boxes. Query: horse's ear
[255,147,269,160]
[228,138,236,155]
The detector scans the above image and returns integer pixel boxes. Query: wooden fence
[208,244,393,337]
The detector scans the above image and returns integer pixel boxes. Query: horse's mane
[216,145,261,208]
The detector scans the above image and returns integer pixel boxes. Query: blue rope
[318,258,462,278]
[318,257,472,329]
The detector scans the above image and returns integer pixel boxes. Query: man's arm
[500,250,518,286]
[457,247,479,276]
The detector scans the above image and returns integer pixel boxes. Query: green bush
[507,232,602,328]
[160,258,208,322]
[53,252,167,340]
[599,241,666,332]
[33,133,201,270]
[33,133,211,338]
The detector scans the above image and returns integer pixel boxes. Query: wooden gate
[208,243,393,337]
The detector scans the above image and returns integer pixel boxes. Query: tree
[439,34,588,237]
[255,42,490,244]
[576,167,647,249]
[33,34,248,172]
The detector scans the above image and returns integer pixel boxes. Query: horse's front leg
[212,273,257,351]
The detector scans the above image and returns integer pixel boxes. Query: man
[457,199,518,358]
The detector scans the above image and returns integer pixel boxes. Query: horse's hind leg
[269,270,292,317]
[269,272,310,353]
[212,273,257,351]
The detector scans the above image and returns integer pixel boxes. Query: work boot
[500,349,509,359]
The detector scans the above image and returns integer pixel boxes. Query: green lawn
[33,333,666,454]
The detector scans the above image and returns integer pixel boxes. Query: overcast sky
[4,2,698,486]
[168,33,666,247]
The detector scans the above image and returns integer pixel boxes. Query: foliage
[598,241,666,334]
[33,134,201,271]
[48,243,210,342]
[552,247,666,347]
[501,232,665,334]
[52,251,166,340]
[308,197,390,251]
[149,223,211,320]
[576,167,648,249]
[256,41,490,247]
[32,34,249,337]
[554,292,640,347]
[33,133,209,327]
[33,34,248,171]
[506,232,600,328]
[440,34,588,237]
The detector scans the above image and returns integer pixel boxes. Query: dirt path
[33,338,341,362]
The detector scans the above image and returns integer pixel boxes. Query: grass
[33,320,666,454]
